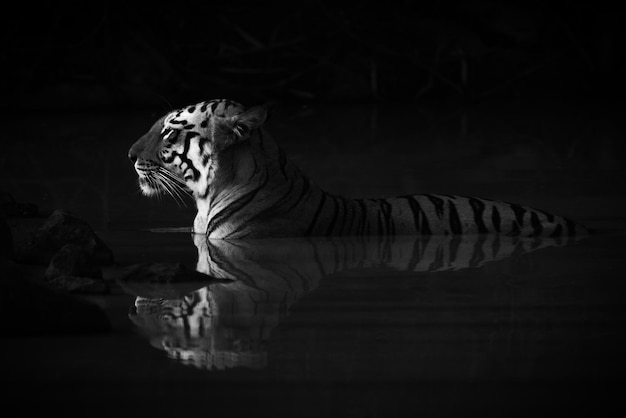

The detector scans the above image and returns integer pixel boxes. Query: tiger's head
[128,99,268,200]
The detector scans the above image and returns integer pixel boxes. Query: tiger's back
[300,193,587,239]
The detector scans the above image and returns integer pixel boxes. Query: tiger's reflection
[127,234,574,371]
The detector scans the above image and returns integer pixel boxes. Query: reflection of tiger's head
[127,99,267,200]
[128,286,268,370]
[125,239,325,371]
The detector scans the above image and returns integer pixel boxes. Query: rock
[0,259,111,335]
[20,210,114,266]
[117,262,224,299]
[46,243,103,280]
[4,216,45,260]
[47,275,110,294]
[0,191,39,217]
[45,243,109,294]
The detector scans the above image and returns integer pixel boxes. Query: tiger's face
[128,99,267,200]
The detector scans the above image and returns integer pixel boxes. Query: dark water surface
[2,100,625,416]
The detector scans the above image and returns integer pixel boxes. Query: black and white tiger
[128,99,587,239]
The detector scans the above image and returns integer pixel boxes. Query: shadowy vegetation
[1,2,622,109]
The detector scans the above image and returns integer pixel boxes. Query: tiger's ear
[231,105,268,137]
[213,105,268,150]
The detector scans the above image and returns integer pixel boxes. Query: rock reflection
[125,234,576,371]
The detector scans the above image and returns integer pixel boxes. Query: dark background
[2,1,623,110]
[2,5,626,416]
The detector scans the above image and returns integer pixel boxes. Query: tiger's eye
[162,129,179,144]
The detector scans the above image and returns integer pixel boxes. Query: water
[1,100,625,416]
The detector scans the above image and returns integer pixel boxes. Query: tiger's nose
[128,148,138,163]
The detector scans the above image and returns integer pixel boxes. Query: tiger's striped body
[128,99,587,239]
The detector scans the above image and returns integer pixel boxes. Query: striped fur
[126,234,574,370]
[128,99,588,239]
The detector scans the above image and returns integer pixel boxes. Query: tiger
[125,233,575,371]
[128,99,588,239]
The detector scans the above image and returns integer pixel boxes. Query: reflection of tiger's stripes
[131,233,572,372]
[132,290,267,371]
[199,235,571,282]
[134,291,214,339]
[201,237,317,303]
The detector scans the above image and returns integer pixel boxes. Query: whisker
[146,175,162,203]
[161,172,192,200]
[155,178,164,204]
[166,179,188,208]
[165,184,185,207]
[156,171,190,207]
[158,168,193,200]
[158,167,191,191]
[169,181,190,206]
[143,167,195,207]
[156,173,183,207]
